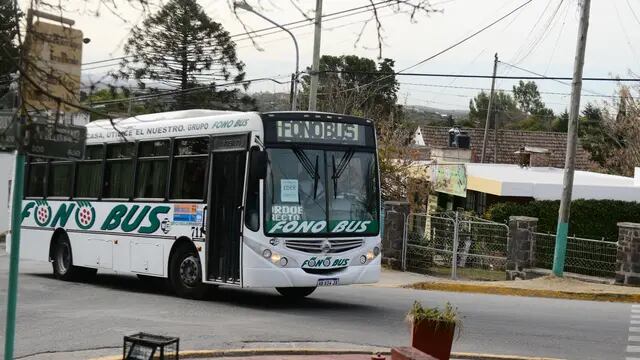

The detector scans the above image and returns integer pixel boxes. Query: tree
[551,110,569,132]
[0,0,21,100]
[600,86,640,176]
[116,0,247,110]
[468,90,520,128]
[513,80,554,116]
[299,55,399,119]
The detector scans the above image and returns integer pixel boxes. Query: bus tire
[275,287,316,298]
[169,244,206,299]
[51,234,80,281]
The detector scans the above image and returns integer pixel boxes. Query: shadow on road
[25,272,377,312]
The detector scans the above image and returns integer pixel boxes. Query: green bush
[484,200,640,242]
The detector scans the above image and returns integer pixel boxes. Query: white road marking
[629,306,640,356]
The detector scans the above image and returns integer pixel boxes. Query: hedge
[484,199,640,242]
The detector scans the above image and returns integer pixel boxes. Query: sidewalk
[371,268,640,303]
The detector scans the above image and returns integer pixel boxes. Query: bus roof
[86,110,263,144]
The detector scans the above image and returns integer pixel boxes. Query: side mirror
[250,147,267,180]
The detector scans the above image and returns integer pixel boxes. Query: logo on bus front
[302,256,349,269]
[267,220,377,234]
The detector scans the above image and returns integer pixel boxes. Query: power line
[399,82,615,98]
[313,0,535,97]
[319,69,640,82]
[81,0,397,68]
[399,0,534,73]
[88,75,291,106]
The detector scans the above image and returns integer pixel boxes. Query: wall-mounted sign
[431,163,467,197]
[276,120,365,145]
[22,21,83,112]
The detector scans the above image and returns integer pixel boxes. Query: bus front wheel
[51,234,93,281]
[169,244,207,299]
[276,287,316,298]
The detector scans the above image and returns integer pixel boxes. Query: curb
[90,348,564,360]
[409,282,640,303]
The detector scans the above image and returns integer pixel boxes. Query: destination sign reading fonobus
[276,120,366,145]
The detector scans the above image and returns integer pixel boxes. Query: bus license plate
[317,278,339,287]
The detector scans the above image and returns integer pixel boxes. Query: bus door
[206,134,249,284]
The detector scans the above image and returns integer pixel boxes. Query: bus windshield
[265,147,379,236]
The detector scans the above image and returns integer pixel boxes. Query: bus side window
[136,140,170,200]
[170,137,208,201]
[26,157,47,198]
[48,160,73,197]
[103,143,135,199]
[75,145,104,198]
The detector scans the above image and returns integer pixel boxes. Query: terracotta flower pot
[411,319,456,360]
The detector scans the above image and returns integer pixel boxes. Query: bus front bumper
[242,250,381,288]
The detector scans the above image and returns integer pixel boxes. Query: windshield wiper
[331,149,355,198]
[292,147,321,199]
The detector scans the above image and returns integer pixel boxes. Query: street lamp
[234,1,300,111]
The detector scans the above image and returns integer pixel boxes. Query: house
[413,126,595,169]
[431,163,640,214]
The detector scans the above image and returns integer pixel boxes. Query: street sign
[24,122,86,159]
[0,112,17,152]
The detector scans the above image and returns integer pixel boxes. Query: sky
[29,0,640,114]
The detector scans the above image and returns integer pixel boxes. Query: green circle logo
[34,201,51,227]
[75,201,96,230]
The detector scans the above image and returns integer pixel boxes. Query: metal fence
[533,232,617,278]
[404,212,509,281]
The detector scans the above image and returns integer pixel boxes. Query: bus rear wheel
[276,287,316,298]
[169,244,207,299]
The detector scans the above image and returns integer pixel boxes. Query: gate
[404,212,509,280]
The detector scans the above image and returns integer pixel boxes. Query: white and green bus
[11,110,381,298]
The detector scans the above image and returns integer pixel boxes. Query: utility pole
[480,53,498,163]
[308,0,323,111]
[553,0,591,277]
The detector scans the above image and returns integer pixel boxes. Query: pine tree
[116,0,247,110]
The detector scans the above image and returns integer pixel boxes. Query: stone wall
[507,216,538,275]
[616,222,640,285]
[383,201,409,270]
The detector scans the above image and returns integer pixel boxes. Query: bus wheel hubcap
[180,256,199,286]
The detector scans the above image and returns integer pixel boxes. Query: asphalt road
[0,252,631,360]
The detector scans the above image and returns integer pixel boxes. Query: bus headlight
[366,250,375,261]
[262,249,272,259]
[360,255,367,264]
[373,246,380,256]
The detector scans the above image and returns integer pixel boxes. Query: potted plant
[406,301,461,360]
